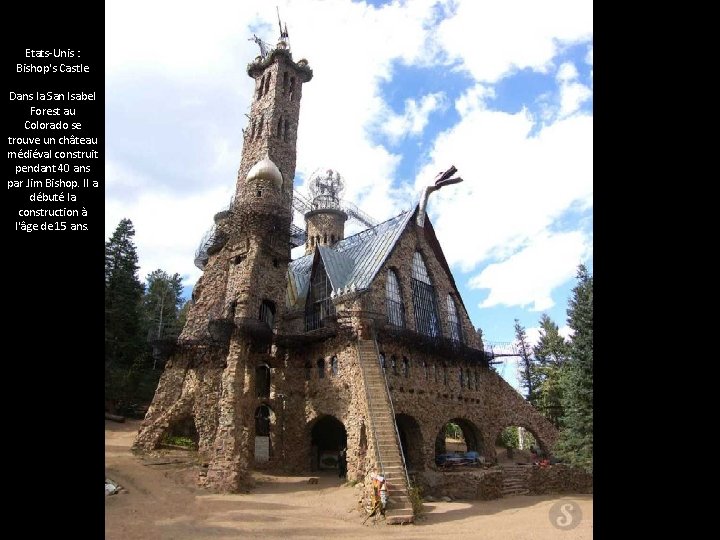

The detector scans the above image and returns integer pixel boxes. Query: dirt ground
[106,420,593,539]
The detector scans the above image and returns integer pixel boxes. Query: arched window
[264,74,271,95]
[379,352,386,370]
[443,364,448,386]
[317,358,325,379]
[331,356,339,376]
[289,76,295,100]
[386,269,405,327]
[305,257,334,331]
[391,355,398,375]
[283,71,289,92]
[459,367,464,388]
[257,75,265,98]
[256,363,271,398]
[447,295,463,343]
[277,117,283,138]
[304,360,312,381]
[402,356,410,378]
[255,405,271,436]
[423,360,428,380]
[284,119,289,142]
[259,299,276,329]
[466,368,471,390]
[411,252,441,337]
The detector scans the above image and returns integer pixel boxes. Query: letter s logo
[556,503,574,527]
[549,500,582,530]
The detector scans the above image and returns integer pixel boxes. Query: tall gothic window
[305,258,334,331]
[411,252,441,338]
[259,299,276,329]
[386,269,405,327]
[447,295,462,343]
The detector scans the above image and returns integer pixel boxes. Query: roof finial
[277,6,289,41]
[416,165,463,228]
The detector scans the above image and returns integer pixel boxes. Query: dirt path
[106,420,593,539]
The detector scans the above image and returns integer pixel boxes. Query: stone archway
[162,414,199,450]
[493,424,549,463]
[395,413,425,471]
[309,415,347,472]
[254,404,276,463]
[434,417,485,466]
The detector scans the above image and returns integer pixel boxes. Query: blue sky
[105,0,593,391]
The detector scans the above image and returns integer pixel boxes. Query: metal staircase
[356,339,414,525]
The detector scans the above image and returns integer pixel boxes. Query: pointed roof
[288,210,414,305]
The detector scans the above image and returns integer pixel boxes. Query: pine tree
[105,219,146,408]
[515,319,541,405]
[533,314,568,427]
[105,218,145,370]
[555,265,593,472]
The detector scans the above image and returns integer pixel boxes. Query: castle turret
[303,168,348,254]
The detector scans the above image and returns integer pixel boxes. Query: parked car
[436,451,483,467]
[463,451,482,464]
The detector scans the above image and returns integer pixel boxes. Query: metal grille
[447,295,462,343]
[305,259,334,331]
[411,252,441,337]
[386,269,405,327]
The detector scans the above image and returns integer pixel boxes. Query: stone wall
[415,469,503,500]
[305,209,347,254]
[528,464,593,495]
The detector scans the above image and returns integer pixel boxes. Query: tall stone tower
[134,30,312,492]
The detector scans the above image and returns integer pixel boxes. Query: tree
[533,314,568,427]
[515,319,541,405]
[105,219,146,410]
[105,218,145,371]
[143,269,184,341]
[555,265,593,472]
[143,270,185,369]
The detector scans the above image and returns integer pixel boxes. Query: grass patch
[162,435,196,448]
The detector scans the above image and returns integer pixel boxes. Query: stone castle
[133,28,557,524]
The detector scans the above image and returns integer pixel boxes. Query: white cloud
[556,62,592,118]
[418,107,592,273]
[435,0,593,82]
[556,62,579,83]
[469,231,591,311]
[377,92,446,143]
[523,323,573,348]
[455,83,495,116]
[105,0,593,317]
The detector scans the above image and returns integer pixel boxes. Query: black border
[4,5,104,533]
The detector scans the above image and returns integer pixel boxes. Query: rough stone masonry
[133,29,561,510]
